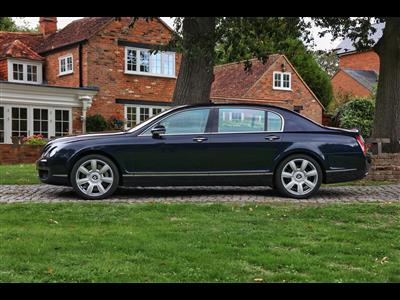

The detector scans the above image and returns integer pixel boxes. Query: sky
[12,17,342,51]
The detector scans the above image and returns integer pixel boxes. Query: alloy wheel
[280,158,318,196]
[75,159,114,197]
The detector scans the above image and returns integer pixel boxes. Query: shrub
[108,115,125,131]
[86,114,108,132]
[23,134,48,145]
[336,97,375,137]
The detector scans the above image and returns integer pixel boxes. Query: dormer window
[59,54,73,76]
[125,47,175,78]
[273,71,291,91]
[7,59,42,84]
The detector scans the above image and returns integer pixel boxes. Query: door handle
[264,135,280,141]
[193,137,208,143]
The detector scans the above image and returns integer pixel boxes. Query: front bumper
[36,158,69,186]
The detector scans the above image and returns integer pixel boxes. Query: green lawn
[0,202,399,283]
[0,163,396,186]
[0,164,40,185]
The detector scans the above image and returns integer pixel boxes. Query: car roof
[176,102,296,114]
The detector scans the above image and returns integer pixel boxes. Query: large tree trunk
[372,17,400,153]
[172,17,216,105]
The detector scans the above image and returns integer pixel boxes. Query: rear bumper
[36,158,69,186]
[325,154,371,184]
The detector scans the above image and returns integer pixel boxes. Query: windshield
[126,106,177,133]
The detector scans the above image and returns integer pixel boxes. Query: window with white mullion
[59,54,73,75]
[125,47,175,77]
[125,105,169,129]
[273,71,291,90]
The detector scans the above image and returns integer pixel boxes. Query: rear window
[217,108,283,133]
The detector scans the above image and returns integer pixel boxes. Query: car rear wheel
[70,154,119,200]
[275,154,322,199]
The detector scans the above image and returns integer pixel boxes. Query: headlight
[47,147,59,158]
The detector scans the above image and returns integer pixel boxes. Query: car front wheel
[70,154,119,200]
[275,154,322,199]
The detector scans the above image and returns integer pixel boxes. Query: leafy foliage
[312,50,339,77]
[0,17,19,31]
[336,98,375,137]
[86,114,108,132]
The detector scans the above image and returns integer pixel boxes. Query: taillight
[356,135,366,155]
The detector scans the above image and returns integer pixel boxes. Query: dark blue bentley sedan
[37,103,370,200]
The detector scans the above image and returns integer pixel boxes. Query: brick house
[331,22,384,98]
[211,55,324,123]
[0,17,323,145]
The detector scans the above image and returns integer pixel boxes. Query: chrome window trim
[138,106,285,137]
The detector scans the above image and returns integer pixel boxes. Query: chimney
[39,17,57,36]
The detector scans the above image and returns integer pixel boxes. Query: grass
[0,164,397,187]
[0,164,40,185]
[0,202,399,283]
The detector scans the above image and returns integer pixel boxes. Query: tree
[0,17,18,31]
[0,17,36,32]
[312,17,400,152]
[312,50,339,77]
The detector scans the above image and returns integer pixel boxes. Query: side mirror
[151,124,166,138]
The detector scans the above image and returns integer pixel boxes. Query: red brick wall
[0,59,8,81]
[331,69,372,98]
[72,107,83,135]
[84,17,180,119]
[44,46,81,86]
[339,50,380,72]
[366,153,400,181]
[242,56,323,123]
[0,144,43,165]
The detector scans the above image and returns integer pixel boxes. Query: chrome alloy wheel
[280,158,318,196]
[75,159,114,197]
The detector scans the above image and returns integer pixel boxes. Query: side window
[157,109,210,135]
[218,108,265,133]
[267,111,283,132]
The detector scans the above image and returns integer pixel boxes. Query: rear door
[204,107,285,176]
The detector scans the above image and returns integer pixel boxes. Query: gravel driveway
[1,184,399,204]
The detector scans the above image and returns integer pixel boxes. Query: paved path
[0,184,399,204]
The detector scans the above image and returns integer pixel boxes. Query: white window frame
[273,71,292,91]
[7,59,43,84]
[58,54,74,76]
[124,47,176,78]
[124,104,169,130]
[0,105,72,144]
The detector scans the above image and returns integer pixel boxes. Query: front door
[122,108,213,177]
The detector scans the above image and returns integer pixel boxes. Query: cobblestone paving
[0,184,399,204]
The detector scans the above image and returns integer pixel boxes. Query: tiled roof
[211,55,281,99]
[0,31,44,52]
[0,39,44,60]
[343,68,378,91]
[37,17,113,53]
[335,22,385,55]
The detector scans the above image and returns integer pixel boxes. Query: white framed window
[125,104,169,129]
[0,105,72,144]
[273,71,291,91]
[7,59,43,84]
[55,109,71,136]
[59,54,73,76]
[125,47,175,78]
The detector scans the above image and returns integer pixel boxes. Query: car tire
[275,154,322,199]
[70,154,119,200]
